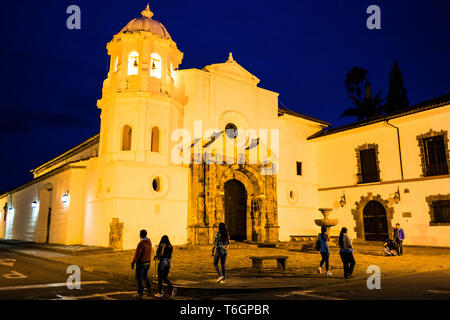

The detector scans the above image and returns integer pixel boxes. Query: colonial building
[1,5,449,248]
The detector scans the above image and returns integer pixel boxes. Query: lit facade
[1,6,449,248]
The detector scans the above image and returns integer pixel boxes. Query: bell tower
[97,3,184,163]
[88,4,189,249]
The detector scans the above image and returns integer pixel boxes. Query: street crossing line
[0,280,108,291]
[427,289,450,295]
[276,290,346,300]
[54,291,136,300]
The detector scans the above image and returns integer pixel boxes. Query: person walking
[339,227,355,279]
[154,235,176,298]
[393,223,405,256]
[212,222,229,284]
[131,229,152,298]
[318,226,332,276]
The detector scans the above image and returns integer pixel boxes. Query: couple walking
[317,226,356,279]
[131,222,229,298]
[131,229,176,298]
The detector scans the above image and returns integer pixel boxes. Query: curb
[0,240,113,255]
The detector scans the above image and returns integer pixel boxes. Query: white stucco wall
[0,164,88,244]
[83,158,189,249]
[315,105,450,245]
[276,115,324,240]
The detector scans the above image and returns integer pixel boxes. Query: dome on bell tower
[120,4,171,39]
[101,2,183,97]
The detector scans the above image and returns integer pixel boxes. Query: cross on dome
[227,52,235,62]
[141,3,154,19]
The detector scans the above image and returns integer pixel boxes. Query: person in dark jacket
[339,227,356,279]
[212,222,230,284]
[154,235,176,298]
[131,229,152,298]
[393,223,405,255]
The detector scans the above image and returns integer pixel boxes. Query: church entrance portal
[224,179,247,241]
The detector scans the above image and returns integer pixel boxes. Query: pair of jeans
[213,248,227,279]
[395,239,403,255]
[135,262,151,295]
[339,251,355,277]
[319,252,330,271]
[157,259,173,294]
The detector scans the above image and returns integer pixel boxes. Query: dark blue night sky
[0,0,449,191]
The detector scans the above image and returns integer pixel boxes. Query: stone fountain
[315,208,339,232]
[315,208,339,246]
[300,208,339,252]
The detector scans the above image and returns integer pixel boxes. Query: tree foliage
[340,66,384,121]
[384,60,409,114]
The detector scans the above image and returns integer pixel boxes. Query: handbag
[315,234,322,251]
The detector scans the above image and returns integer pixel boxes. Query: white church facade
[1,5,449,248]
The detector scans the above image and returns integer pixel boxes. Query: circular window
[225,123,238,139]
[152,177,161,192]
[150,173,170,197]
[287,185,298,204]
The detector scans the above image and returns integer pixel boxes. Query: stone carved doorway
[351,193,394,241]
[187,163,278,244]
[363,201,388,241]
[224,179,247,241]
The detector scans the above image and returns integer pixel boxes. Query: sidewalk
[1,240,450,294]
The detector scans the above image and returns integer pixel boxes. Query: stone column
[263,172,279,242]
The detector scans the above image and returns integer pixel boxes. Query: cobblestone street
[2,240,450,295]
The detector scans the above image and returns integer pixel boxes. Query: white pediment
[203,53,260,85]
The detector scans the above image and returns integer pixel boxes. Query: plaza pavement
[2,239,450,295]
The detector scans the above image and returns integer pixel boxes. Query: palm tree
[340,67,384,121]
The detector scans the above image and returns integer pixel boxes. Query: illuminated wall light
[5,207,14,239]
[61,193,70,205]
[31,200,40,227]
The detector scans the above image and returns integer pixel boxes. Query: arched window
[150,53,162,79]
[114,56,119,72]
[151,126,160,152]
[128,51,139,76]
[122,125,132,151]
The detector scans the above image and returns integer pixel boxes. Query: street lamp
[339,192,346,208]
[31,200,39,209]
[61,193,70,205]
[393,187,401,204]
